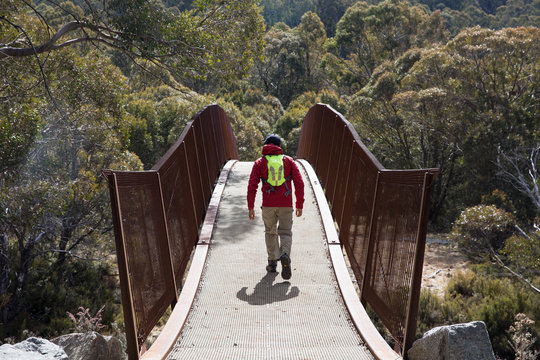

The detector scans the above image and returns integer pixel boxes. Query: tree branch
[497,145,540,211]
[490,249,540,294]
[0,20,86,59]
[1,16,66,115]
[21,0,54,38]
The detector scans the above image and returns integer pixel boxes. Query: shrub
[509,313,539,360]
[417,289,446,336]
[417,268,540,359]
[450,205,515,257]
[502,231,540,278]
[447,270,476,298]
[67,306,105,333]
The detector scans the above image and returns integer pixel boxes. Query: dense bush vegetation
[418,268,540,358]
[2,0,539,358]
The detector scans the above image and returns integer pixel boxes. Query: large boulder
[408,321,495,360]
[52,331,124,360]
[0,337,68,359]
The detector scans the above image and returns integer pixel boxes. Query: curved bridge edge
[297,159,402,360]
[141,159,238,360]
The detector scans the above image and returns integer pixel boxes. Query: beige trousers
[261,207,294,261]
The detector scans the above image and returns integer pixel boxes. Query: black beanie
[264,134,282,147]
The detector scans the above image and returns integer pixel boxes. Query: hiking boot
[266,260,277,272]
[280,253,292,280]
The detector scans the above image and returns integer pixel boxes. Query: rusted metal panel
[108,171,177,353]
[199,114,219,188]
[403,171,436,352]
[315,108,334,187]
[328,122,346,219]
[102,170,140,360]
[141,160,237,360]
[215,105,238,161]
[103,105,239,359]
[298,159,401,360]
[297,103,439,356]
[192,122,212,206]
[324,115,339,194]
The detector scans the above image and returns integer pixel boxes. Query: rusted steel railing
[103,105,238,359]
[297,103,439,356]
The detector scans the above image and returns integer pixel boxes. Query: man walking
[247,134,304,280]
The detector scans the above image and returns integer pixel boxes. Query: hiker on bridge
[247,134,305,280]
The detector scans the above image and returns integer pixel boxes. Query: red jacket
[247,144,304,209]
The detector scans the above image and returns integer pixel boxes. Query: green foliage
[296,12,328,92]
[251,11,329,107]
[481,190,517,215]
[0,14,47,175]
[417,0,540,34]
[451,205,515,256]
[0,105,41,174]
[418,270,540,358]
[125,86,210,168]
[238,88,285,140]
[259,0,356,37]
[328,0,447,94]
[347,25,540,229]
[0,259,119,340]
[274,90,346,155]
[0,37,141,339]
[252,23,308,106]
[314,0,356,36]
[4,0,265,85]
[502,231,540,279]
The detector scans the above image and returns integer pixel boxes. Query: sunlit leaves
[451,205,515,254]
[0,41,141,330]
[2,1,265,83]
[329,0,448,94]
[0,104,41,174]
[503,231,540,276]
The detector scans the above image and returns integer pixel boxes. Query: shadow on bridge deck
[105,104,435,360]
[164,161,377,360]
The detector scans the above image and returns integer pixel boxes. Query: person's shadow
[236,272,300,305]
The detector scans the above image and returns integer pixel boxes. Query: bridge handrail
[297,104,439,356]
[103,105,238,359]
[298,159,402,360]
[141,160,237,360]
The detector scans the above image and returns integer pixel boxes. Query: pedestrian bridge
[103,104,438,360]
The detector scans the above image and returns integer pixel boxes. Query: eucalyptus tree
[348,26,540,227]
[1,0,265,83]
[252,23,307,107]
[252,11,328,109]
[323,0,448,95]
[0,45,142,333]
[313,0,355,36]
[296,11,327,93]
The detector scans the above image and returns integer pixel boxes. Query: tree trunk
[56,218,74,267]
[1,231,42,324]
[0,231,10,322]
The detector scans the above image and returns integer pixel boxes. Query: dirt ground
[422,238,469,297]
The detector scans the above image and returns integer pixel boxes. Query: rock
[408,321,495,360]
[52,331,124,360]
[0,337,68,359]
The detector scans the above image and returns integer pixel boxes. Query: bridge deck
[166,161,374,360]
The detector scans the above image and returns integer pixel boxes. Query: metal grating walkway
[166,161,375,360]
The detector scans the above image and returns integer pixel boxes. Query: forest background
[1,0,539,358]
